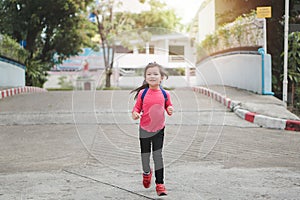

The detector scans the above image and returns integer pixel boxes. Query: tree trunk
[291,82,295,108]
[105,67,112,88]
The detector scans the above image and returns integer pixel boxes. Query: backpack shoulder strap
[141,86,168,106]
[159,86,168,107]
[141,87,149,102]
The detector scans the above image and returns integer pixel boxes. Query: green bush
[197,10,261,61]
[284,32,300,116]
[58,76,73,90]
[0,34,29,64]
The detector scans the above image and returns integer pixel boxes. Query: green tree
[0,0,96,87]
[290,0,300,24]
[91,0,119,88]
[91,0,181,88]
[273,0,300,103]
[282,32,300,110]
[128,0,181,31]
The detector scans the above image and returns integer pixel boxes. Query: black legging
[139,127,165,184]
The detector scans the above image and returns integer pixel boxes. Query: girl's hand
[132,111,141,120]
[167,106,174,116]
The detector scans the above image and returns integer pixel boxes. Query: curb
[0,86,47,100]
[192,86,300,132]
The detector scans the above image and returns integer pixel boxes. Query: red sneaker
[142,169,152,188]
[156,184,167,196]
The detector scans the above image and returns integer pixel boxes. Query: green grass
[46,88,74,91]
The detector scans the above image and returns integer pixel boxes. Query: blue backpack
[141,86,168,108]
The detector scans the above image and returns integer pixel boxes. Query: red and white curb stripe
[0,86,47,100]
[193,86,300,132]
[192,86,240,110]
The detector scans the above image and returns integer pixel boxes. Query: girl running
[131,62,174,196]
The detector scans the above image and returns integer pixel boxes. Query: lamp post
[283,0,289,106]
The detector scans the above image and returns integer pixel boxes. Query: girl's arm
[132,90,143,119]
[165,91,173,116]
[166,106,174,116]
[132,111,141,120]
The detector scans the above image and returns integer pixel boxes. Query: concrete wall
[0,58,25,88]
[196,52,272,94]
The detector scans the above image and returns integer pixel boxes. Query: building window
[169,45,184,62]
[169,45,184,55]
[149,45,154,54]
[115,45,133,53]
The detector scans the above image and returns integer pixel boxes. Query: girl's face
[145,66,163,88]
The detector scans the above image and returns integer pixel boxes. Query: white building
[113,32,197,88]
[45,33,197,89]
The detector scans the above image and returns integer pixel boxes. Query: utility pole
[283,0,289,106]
[263,18,267,53]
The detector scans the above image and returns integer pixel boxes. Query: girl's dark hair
[131,62,168,100]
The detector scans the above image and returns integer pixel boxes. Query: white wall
[115,76,197,89]
[153,40,168,55]
[0,59,25,87]
[196,53,272,94]
[114,35,196,69]
[197,0,215,43]
[114,54,168,68]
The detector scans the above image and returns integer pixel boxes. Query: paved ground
[204,85,299,120]
[0,88,300,199]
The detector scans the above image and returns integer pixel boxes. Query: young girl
[131,62,174,196]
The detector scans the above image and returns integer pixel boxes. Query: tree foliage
[273,0,300,111]
[281,32,300,110]
[0,34,29,64]
[290,0,300,24]
[0,0,96,87]
[287,32,300,83]
[127,0,181,31]
[91,0,181,88]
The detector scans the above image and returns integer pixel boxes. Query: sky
[120,0,205,24]
[164,0,205,23]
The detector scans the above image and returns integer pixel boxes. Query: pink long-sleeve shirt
[133,88,172,133]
